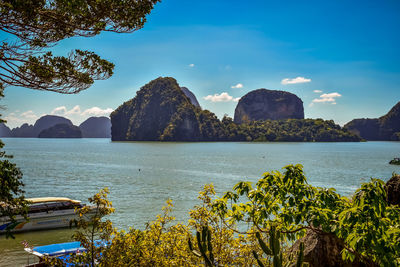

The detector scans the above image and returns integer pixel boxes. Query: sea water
[1,138,399,266]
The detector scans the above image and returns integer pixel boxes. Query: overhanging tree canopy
[0,0,160,93]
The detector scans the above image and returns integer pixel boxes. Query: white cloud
[51,106,68,115]
[231,83,243,89]
[81,107,114,117]
[203,92,240,102]
[3,114,25,126]
[66,105,81,115]
[4,110,39,128]
[313,90,323,93]
[281,76,311,85]
[21,110,38,120]
[189,63,195,67]
[310,92,342,106]
[51,105,113,117]
[51,105,81,116]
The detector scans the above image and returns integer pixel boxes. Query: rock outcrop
[344,101,400,141]
[11,123,35,137]
[379,101,400,140]
[10,115,73,137]
[33,115,73,136]
[111,77,204,141]
[234,89,304,124]
[181,87,200,108]
[38,123,82,138]
[79,117,111,138]
[0,123,12,137]
[386,174,400,206]
[343,119,380,140]
[289,230,365,267]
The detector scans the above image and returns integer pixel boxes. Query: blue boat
[24,240,106,267]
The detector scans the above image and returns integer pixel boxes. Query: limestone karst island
[0,1,399,267]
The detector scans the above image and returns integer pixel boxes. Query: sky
[1,0,400,128]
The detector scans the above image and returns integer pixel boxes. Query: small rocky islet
[0,115,111,138]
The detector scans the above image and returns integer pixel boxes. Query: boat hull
[0,209,95,233]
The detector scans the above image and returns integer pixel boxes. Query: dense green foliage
[0,0,160,93]
[218,117,360,142]
[214,165,400,266]
[54,166,399,266]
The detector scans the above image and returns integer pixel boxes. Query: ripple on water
[1,139,399,265]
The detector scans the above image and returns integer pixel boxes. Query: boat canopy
[25,241,84,257]
[26,197,81,204]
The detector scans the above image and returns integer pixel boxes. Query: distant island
[110,77,362,142]
[0,115,111,138]
[38,123,82,138]
[344,102,400,141]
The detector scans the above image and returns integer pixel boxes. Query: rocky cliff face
[111,77,203,141]
[234,89,304,124]
[344,101,400,141]
[79,117,111,138]
[181,87,200,108]
[38,123,82,138]
[33,115,73,136]
[0,123,12,137]
[9,115,73,137]
[343,118,380,140]
[379,101,400,140]
[386,174,400,206]
[11,123,35,137]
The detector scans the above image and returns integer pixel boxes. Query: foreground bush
[54,165,400,266]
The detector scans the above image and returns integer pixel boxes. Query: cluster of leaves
[58,185,261,266]
[0,0,160,93]
[213,165,400,266]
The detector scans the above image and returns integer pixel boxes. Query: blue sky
[2,0,400,128]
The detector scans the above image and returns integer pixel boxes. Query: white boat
[0,197,96,233]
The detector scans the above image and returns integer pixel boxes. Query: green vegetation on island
[390,158,400,165]
[38,123,82,138]
[111,77,361,142]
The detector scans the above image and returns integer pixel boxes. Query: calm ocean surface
[1,138,399,266]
